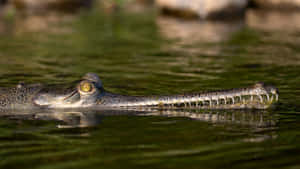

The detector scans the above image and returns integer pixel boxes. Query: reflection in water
[141,109,277,127]
[0,13,4,34]
[0,108,278,129]
[156,16,244,56]
[242,9,300,66]
[0,3,11,34]
[35,111,102,128]
[157,15,244,44]
[2,0,94,34]
[14,12,76,34]
[0,0,93,34]
[0,109,103,128]
[246,9,300,32]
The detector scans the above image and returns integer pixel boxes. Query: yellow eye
[80,82,93,93]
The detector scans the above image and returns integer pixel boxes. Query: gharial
[0,73,278,110]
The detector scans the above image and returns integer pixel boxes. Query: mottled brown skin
[0,84,43,108]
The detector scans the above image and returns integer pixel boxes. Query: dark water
[0,6,300,169]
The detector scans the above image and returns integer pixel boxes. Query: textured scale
[0,83,43,108]
[0,73,279,110]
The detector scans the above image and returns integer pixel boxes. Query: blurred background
[0,0,299,102]
[0,1,300,169]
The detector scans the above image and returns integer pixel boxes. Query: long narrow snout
[97,82,278,109]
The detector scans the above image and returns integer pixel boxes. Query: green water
[0,7,300,169]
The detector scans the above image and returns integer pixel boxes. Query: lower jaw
[111,98,276,110]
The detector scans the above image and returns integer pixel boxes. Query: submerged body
[0,73,278,109]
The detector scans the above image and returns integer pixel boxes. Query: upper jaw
[33,87,103,108]
[33,89,81,108]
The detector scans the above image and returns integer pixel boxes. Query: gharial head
[33,73,105,108]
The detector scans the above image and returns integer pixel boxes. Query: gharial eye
[80,81,93,93]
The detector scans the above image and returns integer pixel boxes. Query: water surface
[0,7,299,169]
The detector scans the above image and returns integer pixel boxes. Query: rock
[155,0,248,19]
[97,0,153,14]
[97,0,119,13]
[252,0,300,9]
[11,0,93,13]
[0,0,8,6]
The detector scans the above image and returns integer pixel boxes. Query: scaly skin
[0,73,278,109]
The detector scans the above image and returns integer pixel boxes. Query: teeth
[148,92,277,108]
[259,95,263,102]
[270,96,273,102]
[266,94,270,101]
[118,85,278,108]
